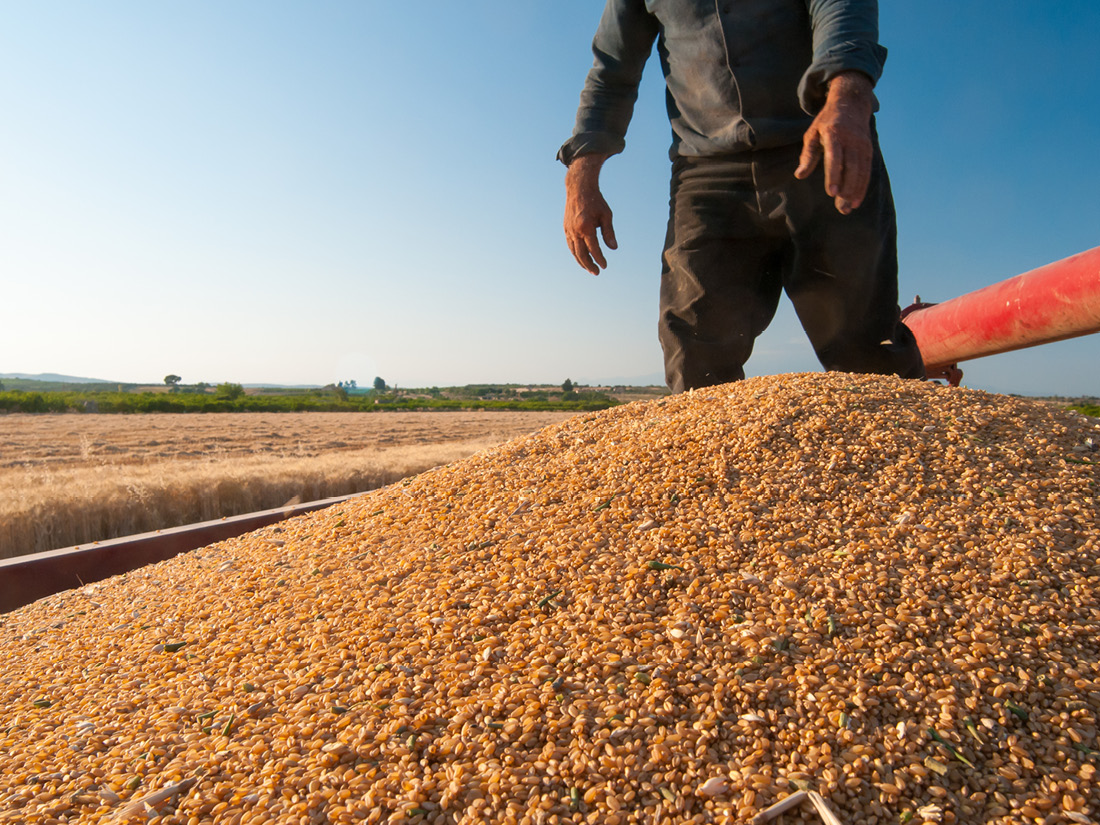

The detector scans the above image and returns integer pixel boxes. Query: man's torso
[647,0,815,155]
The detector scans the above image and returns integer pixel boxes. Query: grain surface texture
[1,373,1098,824]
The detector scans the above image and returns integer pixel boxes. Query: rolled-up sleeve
[798,0,887,114]
[557,0,660,166]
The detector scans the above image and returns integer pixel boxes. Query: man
[560,0,925,391]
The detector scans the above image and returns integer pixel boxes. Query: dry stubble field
[0,411,574,560]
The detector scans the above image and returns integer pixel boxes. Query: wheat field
[0,411,573,560]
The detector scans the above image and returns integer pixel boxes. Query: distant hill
[0,372,116,384]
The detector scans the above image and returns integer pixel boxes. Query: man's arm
[795,1,886,213]
[794,70,876,214]
[559,1,657,273]
[564,154,617,276]
[557,1,659,167]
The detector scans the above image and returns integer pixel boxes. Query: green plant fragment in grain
[928,728,975,768]
[537,589,562,608]
[1005,700,1029,721]
[964,717,985,744]
[647,560,683,571]
[32,699,51,708]
[163,642,188,653]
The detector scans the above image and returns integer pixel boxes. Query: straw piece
[111,778,197,821]
[809,791,845,825]
[750,790,809,824]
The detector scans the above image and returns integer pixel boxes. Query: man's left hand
[795,71,876,214]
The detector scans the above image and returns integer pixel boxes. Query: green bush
[215,382,245,400]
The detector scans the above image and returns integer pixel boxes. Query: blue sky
[1,2,1097,395]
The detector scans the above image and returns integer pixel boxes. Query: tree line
[0,385,621,414]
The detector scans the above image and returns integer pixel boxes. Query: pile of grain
[1,373,1097,825]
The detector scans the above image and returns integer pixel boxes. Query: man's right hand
[794,71,876,215]
[564,154,617,275]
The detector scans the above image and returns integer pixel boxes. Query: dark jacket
[558,0,886,163]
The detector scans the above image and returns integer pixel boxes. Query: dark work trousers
[658,135,925,392]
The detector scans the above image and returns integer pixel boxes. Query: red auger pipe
[903,246,1100,376]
